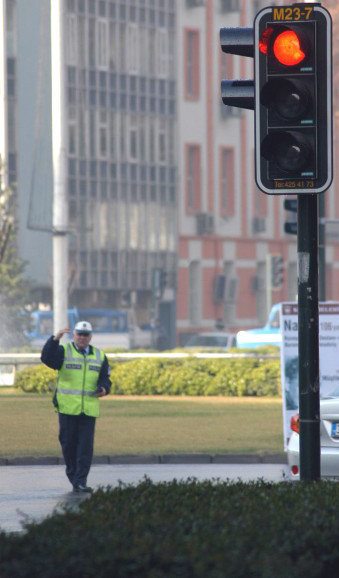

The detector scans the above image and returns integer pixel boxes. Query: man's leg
[58,413,79,487]
[73,414,96,487]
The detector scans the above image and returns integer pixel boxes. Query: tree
[0,184,31,348]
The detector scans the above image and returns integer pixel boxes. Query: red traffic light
[259,26,306,67]
[273,30,305,66]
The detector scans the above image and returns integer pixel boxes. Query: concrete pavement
[0,454,289,534]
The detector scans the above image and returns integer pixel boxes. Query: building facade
[13,0,178,344]
[176,0,339,345]
[1,0,339,346]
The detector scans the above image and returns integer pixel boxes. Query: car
[236,303,282,348]
[287,388,339,480]
[184,332,237,350]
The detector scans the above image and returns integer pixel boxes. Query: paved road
[0,462,289,534]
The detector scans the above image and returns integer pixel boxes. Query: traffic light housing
[284,198,298,235]
[254,5,332,195]
[160,270,167,291]
[271,255,284,288]
[220,27,254,111]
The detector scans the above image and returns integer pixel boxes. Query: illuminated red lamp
[259,27,306,67]
[259,26,273,55]
[274,30,305,66]
[290,414,300,434]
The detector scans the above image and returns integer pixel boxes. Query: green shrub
[15,365,57,393]
[16,355,281,396]
[2,479,339,578]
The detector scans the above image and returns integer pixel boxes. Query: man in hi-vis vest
[41,320,111,493]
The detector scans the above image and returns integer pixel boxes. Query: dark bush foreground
[1,478,339,578]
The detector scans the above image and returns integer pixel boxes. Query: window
[139,119,147,162]
[98,19,109,69]
[184,29,200,100]
[120,115,126,159]
[69,124,76,155]
[219,51,233,101]
[99,126,107,157]
[109,22,116,70]
[66,14,77,65]
[127,23,139,74]
[78,16,86,69]
[220,0,240,12]
[186,144,201,213]
[139,29,148,75]
[149,120,156,163]
[220,147,235,217]
[253,152,267,217]
[189,261,201,325]
[254,185,268,217]
[109,112,116,158]
[129,118,138,161]
[89,110,96,156]
[88,18,96,67]
[149,29,156,76]
[158,121,166,164]
[157,28,168,78]
[78,107,86,157]
[6,0,16,58]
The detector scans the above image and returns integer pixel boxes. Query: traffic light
[284,198,297,235]
[220,27,254,111]
[254,5,332,195]
[152,267,162,299]
[271,255,284,288]
[160,270,167,291]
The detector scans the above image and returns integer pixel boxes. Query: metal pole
[51,0,69,336]
[297,194,320,482]
[318,194,326,301]
[266,253,272,320]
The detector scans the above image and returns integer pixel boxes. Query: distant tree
[0,182,31,348]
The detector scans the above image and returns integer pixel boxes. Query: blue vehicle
[26,308,79,347]
[236,303,282,348]
[78,308,152,349]
[26,307,153,349]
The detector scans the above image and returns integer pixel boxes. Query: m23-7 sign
[273,7,313,21]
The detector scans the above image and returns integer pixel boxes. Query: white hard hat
[74,321,93,334]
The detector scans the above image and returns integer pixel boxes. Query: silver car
[184,332,236,350]
[287,392,339,480]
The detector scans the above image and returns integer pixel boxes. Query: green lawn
[0,393,284,457]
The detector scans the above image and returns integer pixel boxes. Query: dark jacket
[41,336,112,395]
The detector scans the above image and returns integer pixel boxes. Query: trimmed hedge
[1,479,339,577]
[15,354,281,397]
[15,365,57,393]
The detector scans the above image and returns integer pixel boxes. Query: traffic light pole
[298,194,321,482]
[318,194,326,301]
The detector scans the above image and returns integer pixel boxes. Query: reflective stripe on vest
[56,343,104,417]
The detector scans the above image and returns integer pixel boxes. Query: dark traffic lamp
[271,255,284,288]
[220,27,254,111]
[160,270,168,291]
[284,198,297,235]
[254,5,332,195]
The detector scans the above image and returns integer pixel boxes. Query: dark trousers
[58,413,96,487]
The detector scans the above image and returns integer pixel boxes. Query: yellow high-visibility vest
[56,343,105,417]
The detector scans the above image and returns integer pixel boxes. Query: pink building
[176,0,339,345]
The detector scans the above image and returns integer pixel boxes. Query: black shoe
[73,485,93,494]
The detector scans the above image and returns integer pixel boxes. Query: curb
[0,453,287,466]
